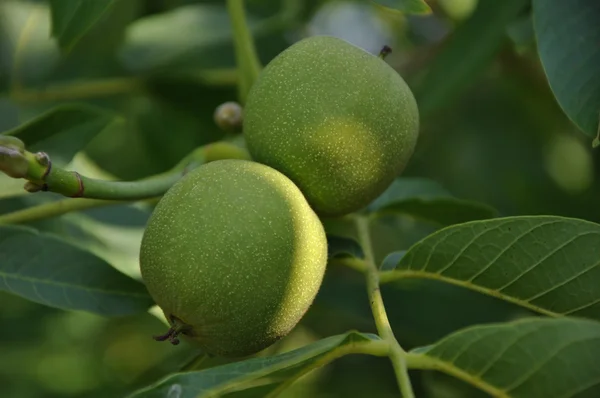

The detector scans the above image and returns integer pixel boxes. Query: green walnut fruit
[139,159,328,357]
[243,35,420,217]
[201,141,250,163]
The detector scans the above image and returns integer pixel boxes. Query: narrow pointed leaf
[380,216,600,319]
[0,225,154,316]
[2,104,122,166]
[127,331,381,398]
[49,0,117,51]
[533,0,600,139]
[408,317,600,398]
[367,178,498,225]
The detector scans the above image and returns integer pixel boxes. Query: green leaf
[49,0,117,52]
[0,1,61,86]
[0,174,26,199]
[2,104,122,166]
[327,235,364,259]
[380,216,600,319]
[60,212,147,280]
[408,317,600,398]
[118,4,251,72]
[533,0,600,139]
[0,225,154,316]
[127,331,382,398]
[367,178,498,226]
[380,251,406,271]
[414,0,530,117]
[370,0,432,14]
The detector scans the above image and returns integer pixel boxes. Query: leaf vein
[524,257,600,303]
[558,374,600,398]
[562,295,600,316]
[467,220,562,283]
[475,325,541,379]
[435,219,522,276]
[417,228,461,272]
[0,270,148,298]
[445,329,500,365]
[496,230,599,293]
[503,335,600,393]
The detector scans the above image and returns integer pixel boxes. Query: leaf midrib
[408,354,509,397]
[379,269,558,317]
[408,334,600,398]
[130,336,375,398]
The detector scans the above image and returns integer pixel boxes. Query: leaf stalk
[226,0,262,103]
[265,339,390,398]
[355,216,416,398]
[0,141,249,224]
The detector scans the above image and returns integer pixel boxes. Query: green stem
[265,340,390,398]
[0,139,250,201]
[11,77,143,103]
[8,69,237,104]
[329,256,368,273]
[405,352,437,369]
[0,198,126,225]
[0,141,249,224]
[226,0,262,104]
[405,353,508,398]
[355,216,415,398]
[18,149,195,200]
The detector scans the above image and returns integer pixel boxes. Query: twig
[355,216,415,398]
[226,0,262,103]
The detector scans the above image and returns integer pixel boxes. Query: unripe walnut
[243,36,420,217]
[139,159,328,357]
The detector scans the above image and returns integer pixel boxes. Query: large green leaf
[408,317,600,398]
[370,0,431,14]
[1,104,122,166]
[533,0,600,140]
[380,216,600,319]
[127,331,382,398]
[413,0,530,117]
[367,178,498,225]
[0,225,154,316]
[49,0,117,52]
[117,3,255,72]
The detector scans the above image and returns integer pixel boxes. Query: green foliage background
[0,0,599,397]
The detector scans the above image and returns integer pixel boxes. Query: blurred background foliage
[0,0,598,397]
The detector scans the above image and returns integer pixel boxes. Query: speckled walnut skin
[139,159,328,358]
[244,35,420,217]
